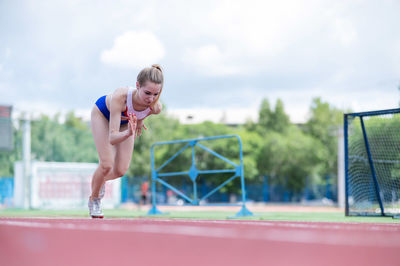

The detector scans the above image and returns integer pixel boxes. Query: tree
[256,125,326,193]
[257,98,290,134]
[0,124,22,176]
[30,112,97,162]
[304,98,343,178]
[258,99,272,130]
[270,99,290,133]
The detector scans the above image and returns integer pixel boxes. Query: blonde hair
[137,64,164,108]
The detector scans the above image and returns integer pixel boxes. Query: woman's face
[136,81,162,106]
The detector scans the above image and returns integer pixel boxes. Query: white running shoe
[88,197,104,219]
[99,183,105,199]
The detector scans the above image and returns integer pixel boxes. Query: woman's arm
[108,88,136,145]
[135,102,162,137]
[151,101,163,115]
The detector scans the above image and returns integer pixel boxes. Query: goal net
[345,108,400,216]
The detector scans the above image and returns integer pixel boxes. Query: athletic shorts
[95,95,128,125]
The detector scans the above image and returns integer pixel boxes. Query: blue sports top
[95,87,151,125]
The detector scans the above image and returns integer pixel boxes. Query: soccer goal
[344,108,400,217]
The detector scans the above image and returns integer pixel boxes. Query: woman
[89,64,164,218]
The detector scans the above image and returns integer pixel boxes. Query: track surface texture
[1,217,399,266]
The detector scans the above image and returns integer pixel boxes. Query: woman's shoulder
[113,86,130,96]
[108,87,130,110]
[111,87,130,101]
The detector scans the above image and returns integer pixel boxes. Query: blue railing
[147,135,253,217]
[0,177,14,206]
[121,177,338,203]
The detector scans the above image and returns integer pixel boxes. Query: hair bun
[152,64,163,72]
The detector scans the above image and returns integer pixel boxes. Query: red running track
[0,217,399,266]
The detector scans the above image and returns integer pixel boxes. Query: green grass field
[1,207,399,223]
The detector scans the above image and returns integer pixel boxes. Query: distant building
[167,108,258,126]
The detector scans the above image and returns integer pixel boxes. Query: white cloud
[13,100,65,119]
[4,47,11,59]
[393,40,400,75]
[100,31,165,69]
[2,0,400,124]
[12,100,93,123]
[0,48,11,75]
[179,0,335,76]
[330,18,358,47]
[182,44,244,76]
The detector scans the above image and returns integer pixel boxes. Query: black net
[346,110,400,216]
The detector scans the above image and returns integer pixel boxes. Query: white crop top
[125,87,151,120]
[111,87,152,120]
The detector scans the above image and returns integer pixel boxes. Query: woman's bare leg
[90,106,115,199]
[91,106,136,199]
[104,125,135,181]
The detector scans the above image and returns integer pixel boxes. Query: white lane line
[110,218,400,232]
[1,220,400,248]
[2,217,399,232]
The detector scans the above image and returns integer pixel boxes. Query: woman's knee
[98,163,113,175]
[113,165,129,178]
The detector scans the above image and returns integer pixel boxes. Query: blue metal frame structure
[147,135,253,217]
[344,108,400,217]
[344,114,349,216]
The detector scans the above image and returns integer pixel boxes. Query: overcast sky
[1,0,399,123]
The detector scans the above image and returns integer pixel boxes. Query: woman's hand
[136,119,147,137]
[127,113,137,137]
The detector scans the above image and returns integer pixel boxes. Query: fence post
[263,175,269,202]
[120,176,127,203]
[325,175,331,200]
